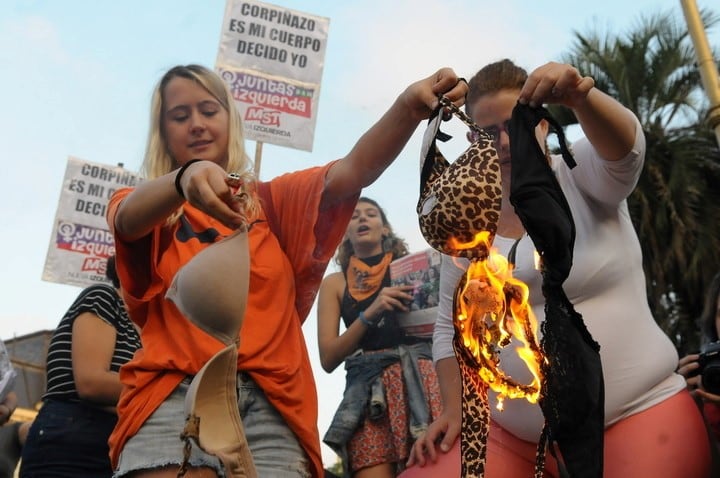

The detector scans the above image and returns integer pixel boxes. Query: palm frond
[559,7,720,354]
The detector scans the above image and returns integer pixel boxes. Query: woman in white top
[403,59,712,478]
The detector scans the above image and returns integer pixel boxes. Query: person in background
[0,420,31,478]
[0,340,27,477]
[19,256,141,477]
[404,59,712,477]
[106,64,467,478]
[318,197,442,477]
[0,335,18,429]
[0,392,17,428]
[678,271,720,452]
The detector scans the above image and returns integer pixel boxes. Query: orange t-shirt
[107,162,356,478]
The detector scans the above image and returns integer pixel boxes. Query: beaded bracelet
[358,311,375,328]
[174,159,205,199]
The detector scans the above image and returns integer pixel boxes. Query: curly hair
[334,197,409,273]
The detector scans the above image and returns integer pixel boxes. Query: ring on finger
[226,172,243,189]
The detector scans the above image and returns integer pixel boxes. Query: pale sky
[2,0,717,467]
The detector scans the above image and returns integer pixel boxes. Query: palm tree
[553,8,720,353]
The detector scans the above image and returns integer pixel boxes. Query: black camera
[695,341,720,395]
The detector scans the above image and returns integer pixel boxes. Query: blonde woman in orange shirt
[107,64,467,478]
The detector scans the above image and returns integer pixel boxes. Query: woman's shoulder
[68,284,124,320]
[76,283,118,302]
[321,271,348,300]
[322,271,346,289]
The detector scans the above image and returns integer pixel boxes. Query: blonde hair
[141,64,256,223]
[142,64,251,178]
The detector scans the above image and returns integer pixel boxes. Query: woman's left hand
[696,388,720,404]
[519,61,595,110]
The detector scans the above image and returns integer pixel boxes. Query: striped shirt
[43,284,141,402]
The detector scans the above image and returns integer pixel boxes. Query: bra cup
[417,110,502,260]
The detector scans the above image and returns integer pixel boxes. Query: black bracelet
[174,159,204,199]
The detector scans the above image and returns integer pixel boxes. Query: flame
[452,233,544,409]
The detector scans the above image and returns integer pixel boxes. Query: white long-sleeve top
[432,118,684,442]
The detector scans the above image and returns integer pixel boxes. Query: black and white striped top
[43,284,141,402]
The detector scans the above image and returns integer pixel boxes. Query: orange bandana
[346,252,393,302]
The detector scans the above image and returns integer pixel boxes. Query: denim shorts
[20,399,117,477]
[114,373,310,477]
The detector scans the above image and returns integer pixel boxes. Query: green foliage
[559,8,720,354]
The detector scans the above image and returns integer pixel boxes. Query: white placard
[216,0,330,152]
[42,157,140,288]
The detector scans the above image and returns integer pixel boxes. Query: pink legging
[400,389,712,478]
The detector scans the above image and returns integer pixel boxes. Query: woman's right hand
[406,409,461,467]
[115,160,248,242]
[400,67,467,122]
[363,285,414,323]
[177,160,248,230]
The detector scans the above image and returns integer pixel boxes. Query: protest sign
[216,0,329,152]
[42,157,140,288]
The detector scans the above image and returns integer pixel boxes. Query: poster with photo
[389,248,441,337]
